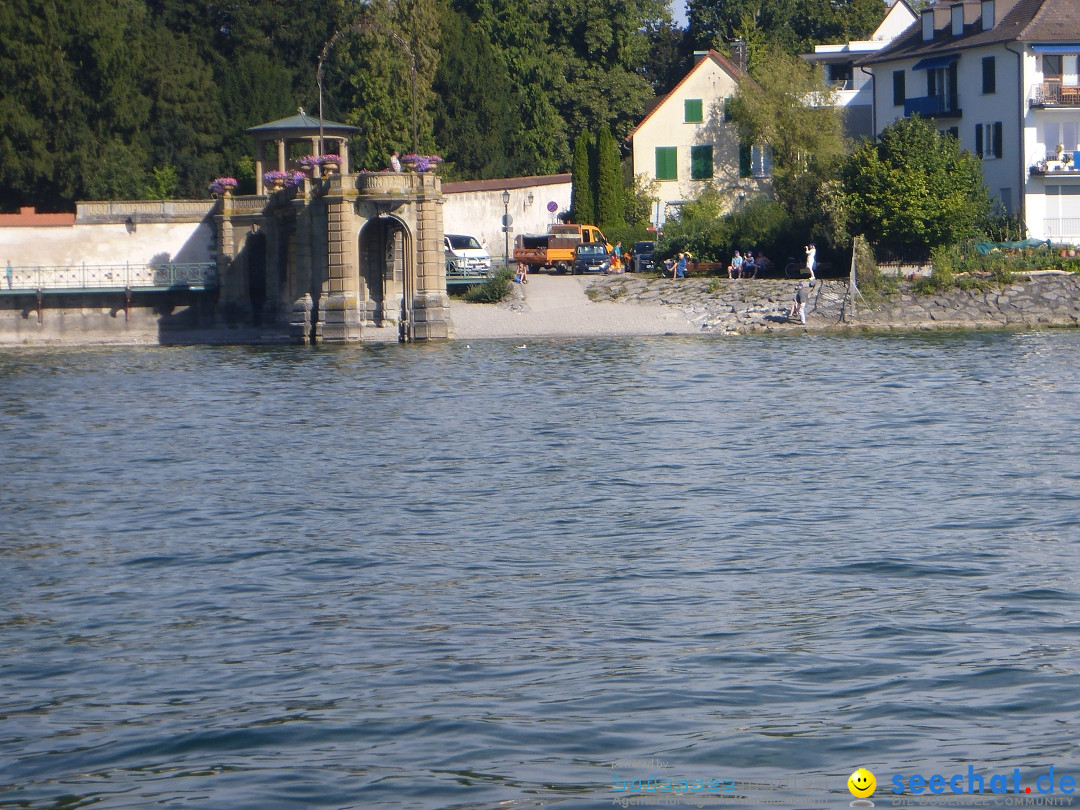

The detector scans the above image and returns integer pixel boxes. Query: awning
[913,54,959,70]
[1031,44,1080,54]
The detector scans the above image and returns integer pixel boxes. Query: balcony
[1043,218,1080,239]
[1030,82,1080,108]
[904,95,962,118]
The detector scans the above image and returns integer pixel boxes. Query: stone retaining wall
[585,272,1080,334]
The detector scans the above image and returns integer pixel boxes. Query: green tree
[596,127,624,231]
[726,47,847,247]
[433,9,518,179]
[842,115,992,258]
[570,133,595,224]
[688,0,884,56]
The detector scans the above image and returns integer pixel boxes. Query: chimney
[981,0,994,28]
[951,3,964,36]
[922,8,935,40]
[732,38,747,73]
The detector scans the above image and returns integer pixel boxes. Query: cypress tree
[570,133,594,225]
[595,127,625,232]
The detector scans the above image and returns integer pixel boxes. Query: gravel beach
[449,273,701,340]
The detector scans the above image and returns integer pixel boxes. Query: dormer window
[922,9,934,41]
[951,4,963,36]
[981,0,994,30]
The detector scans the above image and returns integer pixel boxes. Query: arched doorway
[359,216,410,327]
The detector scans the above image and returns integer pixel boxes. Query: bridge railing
[1,262,218,292]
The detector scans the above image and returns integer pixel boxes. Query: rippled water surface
[3,331,1080,809]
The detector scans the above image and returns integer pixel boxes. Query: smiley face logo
[848,768,876,798]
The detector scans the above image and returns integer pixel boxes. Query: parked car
[573,242,611,274]
[630,241,656,272]
[444,234,492,275]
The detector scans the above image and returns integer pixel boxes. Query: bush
[464,267,514,303]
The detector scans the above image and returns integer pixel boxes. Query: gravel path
[448,273,700,340]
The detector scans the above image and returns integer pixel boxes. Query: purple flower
[318,154,341,165]
[208,176,238,195]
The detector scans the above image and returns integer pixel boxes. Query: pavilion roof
[246,109,359,136]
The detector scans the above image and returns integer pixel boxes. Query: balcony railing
[904,95,962,118]
[1043,218,1080,239]
[1030,82,1080,107]
[0,262,218,293]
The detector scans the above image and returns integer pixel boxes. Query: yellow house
[626,49,771,226]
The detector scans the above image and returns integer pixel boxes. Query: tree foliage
[596,127,625,231]
[570,133,595,225]
[842,116,992,259]
[726,46,847,250]
[688,0,885,56]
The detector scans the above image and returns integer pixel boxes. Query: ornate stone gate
[216,169,450,343]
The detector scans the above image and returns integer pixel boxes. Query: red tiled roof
[441,174,571,194]
[0,207,75,227]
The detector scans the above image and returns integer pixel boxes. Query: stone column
[318,185,363,343]
[409,172,451,340]
[276,139,286,173]
[214,195,242,326]
[254,140,264,196]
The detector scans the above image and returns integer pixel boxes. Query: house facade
[862,0,1080,243]
[626,50,769,227]
[801,0,918,140]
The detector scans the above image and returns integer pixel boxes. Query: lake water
[2,331,1080,809]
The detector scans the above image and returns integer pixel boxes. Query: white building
[626,50,770,226]
[801,0,919,140]
[862,0,1080,242]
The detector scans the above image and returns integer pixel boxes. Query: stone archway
[358,215,410,328]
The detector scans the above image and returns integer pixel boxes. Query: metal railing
[1030,82,1080,107]
[1043,218,1080,239]
[0,262,218,292]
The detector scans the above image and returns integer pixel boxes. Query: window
[738,143,773,178]
[982,56,996,94]
[655,147,677,180]
[684,99,703,123]
[976,122,1003,159]
[723,97,733,121]
[690,145,713,180]
[893,70,906,106]
[751,145,773,178]
[927,63,959,111]
[1044,54,1063,80]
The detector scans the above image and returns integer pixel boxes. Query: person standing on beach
[5,261,12,290]
[805,243,817,282]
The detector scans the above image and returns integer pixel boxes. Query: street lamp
[502,189,511,269]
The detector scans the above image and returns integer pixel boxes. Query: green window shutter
[975,124,983,158]
[994,121,1003,158]
[690,145,713,180]
[684,99,703,123]
[893,71,905,106]
[655,147,677,180]
[739,142,752,178]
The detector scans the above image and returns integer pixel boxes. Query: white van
[444,234,492,275]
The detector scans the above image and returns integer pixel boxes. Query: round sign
[502,213,514,226]
[547,201,558,213]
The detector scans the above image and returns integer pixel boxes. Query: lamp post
[502,189,511,269]
[318,21,419,157]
